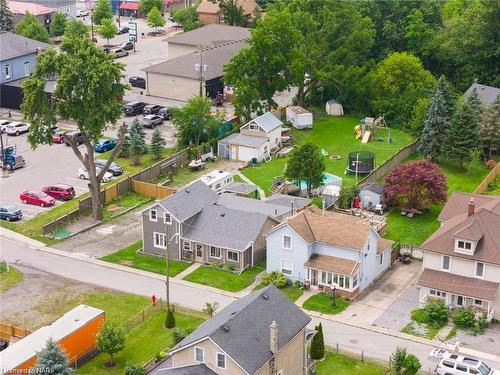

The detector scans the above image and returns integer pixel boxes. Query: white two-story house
[265,207,394,298]
[417,192,500,320]
[218,112,282,162]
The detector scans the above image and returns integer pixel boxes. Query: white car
[0,120,12,133]
[77,167,113,183]
[431,349,499,375]
[5,122,29,136]
[76,9,89,17]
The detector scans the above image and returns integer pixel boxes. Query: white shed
[325,99,344,116]
[286,106,313,129]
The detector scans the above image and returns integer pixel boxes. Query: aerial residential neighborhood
[0,0,499,374]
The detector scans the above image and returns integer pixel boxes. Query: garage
[218,133,268,162]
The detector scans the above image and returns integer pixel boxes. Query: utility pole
[0,132,8,178]
[90,8,94,41]
[195,45,207,97]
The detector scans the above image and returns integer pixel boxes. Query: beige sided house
[417,192,500,320]
[196,0,259,25]
[150,285,313,375]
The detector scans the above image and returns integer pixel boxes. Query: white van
[432,350,498,375]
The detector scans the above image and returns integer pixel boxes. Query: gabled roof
[360,182,384,195]
[153,363,217,375]
[158,180,218,222]
[163,24,250,47]
[438,192,500,221]
[243,112,283,132]
[218,132,268,148]
[170,285,310,374]
[304,253,358,276]
[7,0,54,15]
[221,182,258,195]
[451,220,483,242]
[0,31,50,61]
[197,0,258,16]
[465,83,500,107]
[265,194,310,211]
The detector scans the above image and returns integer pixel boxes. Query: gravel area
[451,324,500,356]
[373,283,420,331]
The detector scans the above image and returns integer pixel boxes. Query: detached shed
[359,182,385,209]
[286,106,313,129]
[325,99,344,116]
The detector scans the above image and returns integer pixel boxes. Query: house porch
[180,240,251,271]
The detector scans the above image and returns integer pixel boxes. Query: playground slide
[361,130,371,144]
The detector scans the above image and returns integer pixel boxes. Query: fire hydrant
[152,294,156,306]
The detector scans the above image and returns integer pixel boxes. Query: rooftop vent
[185,189,190,193]
[221,213,226,217]
[223,325,230,332]
[262,294,268,300]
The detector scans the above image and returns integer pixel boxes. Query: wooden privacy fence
[358,137,421,185]
[474,162,500,194]
[0,322,31,342]
[132,180,176,200]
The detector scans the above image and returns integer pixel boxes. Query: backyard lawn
[254,282,304,302]
[102,193,152,222]
[302,292,350,315]
[316,351,386,375]
[0,264,23,293]
[183,263,265,292]
[242,116,414,193]
[100,240,192,277]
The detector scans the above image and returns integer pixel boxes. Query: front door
[195,244,204,263]
[311,269,318,286]
[457,295,464,307]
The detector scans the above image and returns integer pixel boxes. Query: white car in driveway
[77,167,113,183]
[5,122,30,136]
[430,349,499,375]
[0,120,12,133]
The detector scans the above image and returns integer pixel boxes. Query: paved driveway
[338,260,422,325]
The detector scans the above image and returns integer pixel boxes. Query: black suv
[64,130,84,146]
[158,107,172,120]
[124,101,146,116]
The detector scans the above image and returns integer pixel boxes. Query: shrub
[124,364,145,375]
[261,272,288,289]
[310,323,325,360]
[410,308,428,324]
[222,263,234,272]
[391,347,407,373]
[475,314,489,334]
[154,351,166,362]
[403,353,422,375]
[173,328,193,344]
[0,261,7,272]
[292,280,302,289]
[423,300,448,326]
[165,308,176,328]
[452,308,475,329]
[202,302,220,318]
[464,149,484,176]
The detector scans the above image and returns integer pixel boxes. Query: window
[24,62,30,77]
[249,123,259,131]
[476,262,484,278]
[210,246,221,259]
[352,274,358,288]
[474,299,483,307]
[281,258,293,275]
[150,209,157,222]
[194,347,204,362]
[379,253,383,265]
[345,277,350,289]
[4,64,11,79]
[282,235,292,250]
[327,272,333,284]
[164,212,172,224]
[183,241,191,251]
[196,244,203,258]
[456,364,467,372]
[442,361,454,368]
[153,232,166,249]
[338,275,344,288]
[458,240,472,250]
[227,250,239,262]
[321,271,326,284]
[216,353,226,369]
[442,255,450,271]
[430,289,446,298]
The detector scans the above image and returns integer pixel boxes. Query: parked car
[158,107,172,120]
[142,115,163,128]
[76,9,89,17]
[94,139,117,153]
[52,129,65,143]
[94,159,124,176]
[121,41,133,51]
[41,184,75,201]
[113,48,129,58]
[64,130,84,146]
[78,166,113,182]
[431,349,499,375]
[123,101,146,116]
[20,190,56,207]
[129,76,146,89]
[117,26,129,34]
[143,104,161,115]
[0,120,12,133]
[5,122,29,136]
[0,204,22,221]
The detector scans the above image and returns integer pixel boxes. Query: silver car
[141,115,163,128]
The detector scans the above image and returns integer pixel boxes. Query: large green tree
[479,94,500,159]
[209,0,245,26]
[96,322,125,367]
[139,0,163,15]
[171,6,202,31]
[367,52,435,128]
[63,19,88,39]
[285,143,325,197]
[92,0,112,25]
[50,11,67,37]
[33,339,73,375]
[21,36,127,221]
[15,12,51,43]
[0,0,14,31]
[147,6,165,33]
[98,17,117,46]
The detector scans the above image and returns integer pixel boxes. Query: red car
[20,190,56,207]
[42,184,75,201]
[52,130,65,144]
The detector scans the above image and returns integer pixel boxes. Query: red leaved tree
[385,160,447,211]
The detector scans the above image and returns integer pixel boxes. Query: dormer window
[454,239,476,255]
[249,123,259,131]
[457,241,471,250]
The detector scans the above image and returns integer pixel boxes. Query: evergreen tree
[50,11,67,37]
[118,134,130,158]
[418,89,449,161]
[128,119,147,165]
[434,76,456,121]
[15,12,51,43]
[443,98,481,167]
[479,93,500,159]
[33,338,73,375]
[310,323,325,360]
[150,127,166,160]
[165,308,175,328]
[0,0,14,31]
[92,0,112,25]
[467,87,484,126]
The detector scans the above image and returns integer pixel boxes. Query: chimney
[468,198,475,217]
[270,321,278,354]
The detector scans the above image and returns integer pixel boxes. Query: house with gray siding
[141,181,306,270]
[359,182,384,209]
[0,32,49,84]
[266,207,394,298]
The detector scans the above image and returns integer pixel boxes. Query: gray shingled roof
[219,193,293,220]
[152,363,217,375]
[247,112,283,132]
[182,203,269,250]
[465,83,500,107]
[170,285,311,374]
[222,182,258,195]
[163,24,250,47]
[159,180,218,222]
[0,31,50,61]
[218,132,268,148]
[265,194,310,211]
[360,182,384,195]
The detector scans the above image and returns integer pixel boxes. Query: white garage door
[238,146,259,162]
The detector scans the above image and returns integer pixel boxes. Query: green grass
[254,283,304,302]
[401,322,441,339]
[302,292,350,315]
[0,265,24,293]
[242,116,414,193]
[316,351,386,375]
[183,263,265,292]
[100,240,191,277]
[102,193,152,221]
[484,176,500,195]
[167,159,225,187]
[445,327,457,340]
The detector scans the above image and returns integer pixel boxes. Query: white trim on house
[227,250,239,262]
[210,246,222,259]
[281,258,293,276]
[194,346,204,363]
[150,209,158,222]
[164,212,172,225]
[282,234,292,250]
[153,232,166,249]
[182,236,250,253]
[441,255,451,272]
[216,352,226,369]
[183,241,191,251]
[475,262,484,278]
